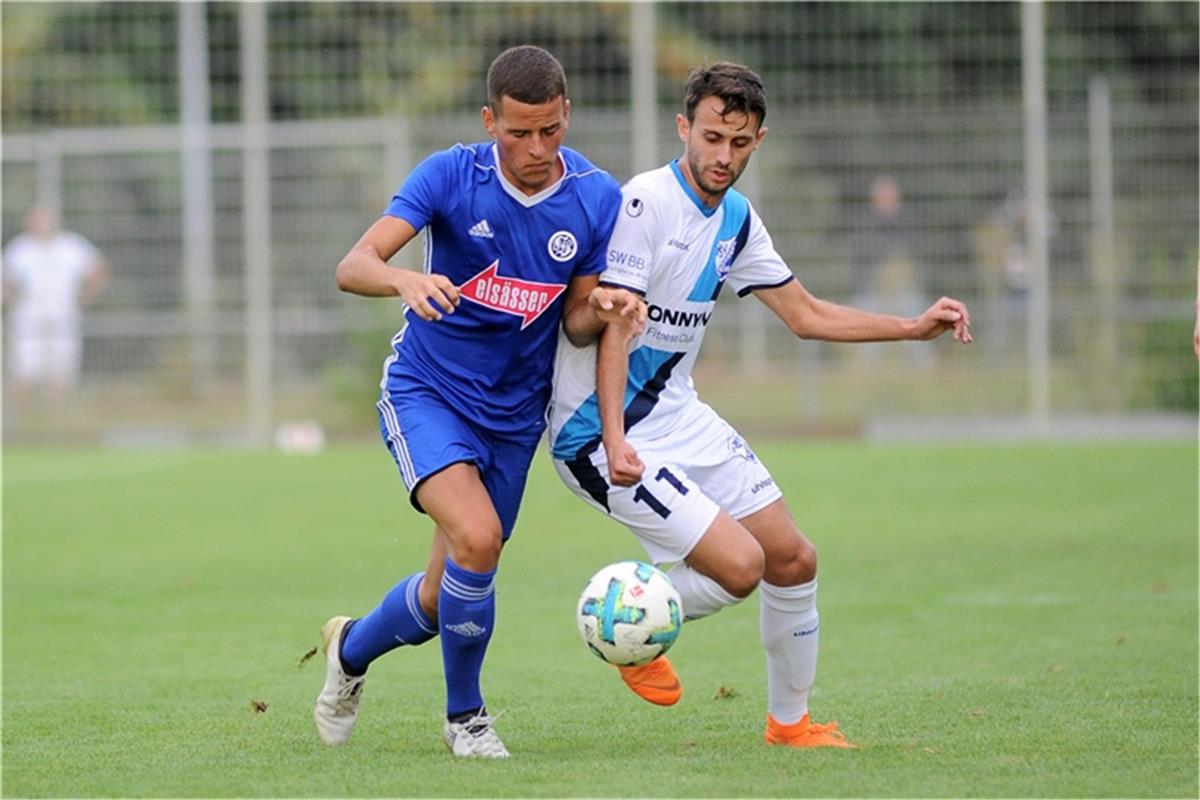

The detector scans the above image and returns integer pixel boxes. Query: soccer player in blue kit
[549,62,972,749]
[315,46,643,758]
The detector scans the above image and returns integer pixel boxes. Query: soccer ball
[576,560,682,667]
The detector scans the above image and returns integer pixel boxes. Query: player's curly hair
[487,45,567,108]
[683,62,766,128]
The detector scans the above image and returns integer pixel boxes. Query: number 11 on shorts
[632,466,688,519]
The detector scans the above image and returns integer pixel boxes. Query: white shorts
[11,322,81,386]
[553,404,783,565]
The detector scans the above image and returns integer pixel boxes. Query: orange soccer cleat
[617,656,682,706]
[764,712,857,749]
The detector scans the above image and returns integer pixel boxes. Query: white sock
[759,578,819,725]
[665,563,743,621]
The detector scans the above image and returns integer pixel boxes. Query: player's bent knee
[448,527,503,571]
[770,538,817,586]
[717,544,765,598]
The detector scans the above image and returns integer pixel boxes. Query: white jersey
[3,231,98,329]
[549,161,794,461]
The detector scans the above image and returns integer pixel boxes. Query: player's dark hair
[487,45,567,108]
[683,62,766,128]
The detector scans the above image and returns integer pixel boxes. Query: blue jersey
[383,142,621,439]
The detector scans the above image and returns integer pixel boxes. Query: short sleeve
[599,189,660,294]
[725,205,795,298]
[572,177,622,278]
[384,149,455,231]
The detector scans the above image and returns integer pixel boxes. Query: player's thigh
[477,435,539,544]
[417,462,503,570]
[377,378,504,556]
[684,508,765,598]
[737,498,817,586]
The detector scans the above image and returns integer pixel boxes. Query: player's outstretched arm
[1193,259,1199,360]
[597,320,644,487]
[335,215,459,321]
[755,280,971,344]
[562,274,647,347]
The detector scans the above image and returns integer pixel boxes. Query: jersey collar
[670,159,719,218]
[492,144,567,208]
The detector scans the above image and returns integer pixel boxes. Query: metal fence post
[630,2,658,174]
[179,1,217,388]
[242,2,273,446]
[1022,0,1051,430]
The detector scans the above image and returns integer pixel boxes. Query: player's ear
[561,97,571,127]
[754,125,768,148]
[481,104,496,138]
[675,113,689,145]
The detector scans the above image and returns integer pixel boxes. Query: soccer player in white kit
[548,63,972,748]
[3,207,107,405]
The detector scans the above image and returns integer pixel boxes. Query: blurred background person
[972,187,1059,366]
[3,207,108,407]
[849,174,931,368]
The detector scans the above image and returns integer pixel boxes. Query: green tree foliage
[3,2,1195,130]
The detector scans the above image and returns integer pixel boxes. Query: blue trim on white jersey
[686,189,750,303]
[736,275,795,298]
[670,160,718,218]
[549,345,680,460]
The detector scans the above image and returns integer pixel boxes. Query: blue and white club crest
[547,230,578,262]
[715,237,737,280]
[729,434,758,462]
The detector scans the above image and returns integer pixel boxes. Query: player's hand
[913,296,972,344]
[604,437,645,487]
[589,287,647,339]
[399,272,459,321]
[1193,311,1199,360]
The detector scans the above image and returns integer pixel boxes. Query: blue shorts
[376,374,540,541]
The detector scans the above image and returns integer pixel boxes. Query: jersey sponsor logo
[468,219,495,239]
[668,238,690,251]
[445,621,488,638]
[625,197,645,217]
[647,303,712,328]
[459,260,566,329]
[608,249,647,270]
[547,230,578,262]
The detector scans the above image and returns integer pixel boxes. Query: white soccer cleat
[313,615,365,746]
[443,710,510,758]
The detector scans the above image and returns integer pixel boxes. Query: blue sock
[439,558,496,719]
[340,572,437,674]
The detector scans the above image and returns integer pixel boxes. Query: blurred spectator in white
[850,174,931,368]
[3,207,108,405]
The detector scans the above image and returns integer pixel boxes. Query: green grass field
[3,441,1197,798]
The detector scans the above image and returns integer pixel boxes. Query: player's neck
[498,156,565,198]
[678,159,725,209]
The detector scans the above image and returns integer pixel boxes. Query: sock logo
[793,623,820,638]
[445,621,488,638]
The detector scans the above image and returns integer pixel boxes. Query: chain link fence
[2,2,1196,444]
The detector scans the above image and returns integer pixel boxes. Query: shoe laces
[331,673,364,713]
[461,708,505,735]
[456,709,507,754]
[804,719,847,741]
